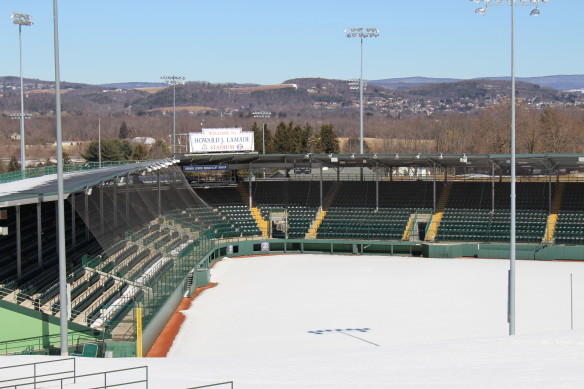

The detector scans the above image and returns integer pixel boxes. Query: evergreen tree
[82,139,131,162]
[7,156,19,172]
[272,121,293,153]
[120,140,133,159]
[317,124,340,154]
[291,123,311,153]
[119,121,130,139]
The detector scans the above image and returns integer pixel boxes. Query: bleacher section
[435,182,549,243]
[317,181,437,240]
[555,183,584,244]
[318,207,415,240]
[194,186,262,237]
[252,182,327,238]
[0,200,100,300]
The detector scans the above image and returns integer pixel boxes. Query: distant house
[132,137,156,145]
[9,133,20,141]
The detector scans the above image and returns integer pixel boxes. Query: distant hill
[370,77,461,90]
[0,75,579,118]
[404,79,563,101]
[99,82,166,89]
[484,75,584,92]
[371,75,584,91]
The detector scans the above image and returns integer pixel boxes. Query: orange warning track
[146,282,218,357]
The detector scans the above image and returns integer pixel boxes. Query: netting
[73,165,229,336]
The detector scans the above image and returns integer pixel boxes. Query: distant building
[9,133,21,141]
[132,137,156,145]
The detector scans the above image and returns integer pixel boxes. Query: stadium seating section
[3,179,584,345]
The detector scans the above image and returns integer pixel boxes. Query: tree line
[251,122,339,154]
[2,104,584,163]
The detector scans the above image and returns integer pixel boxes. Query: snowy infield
[4,254,584,388]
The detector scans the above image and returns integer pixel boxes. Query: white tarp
[188,128,254,153]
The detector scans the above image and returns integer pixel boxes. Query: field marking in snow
[338,331,380,347]
[308,328,379,346]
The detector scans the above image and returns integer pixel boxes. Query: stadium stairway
[306,210,327,239]
[251,207,270,238]
[402,214,417,241]
[306,182,340,239]
[425,183,453,241]
[237,183,269,238]
[543,183,565,244]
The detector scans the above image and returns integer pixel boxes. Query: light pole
[98,118,102,168]
[252,112,271,154]
[52,0,69,356]
[344,27,379,155]
[161,75,185,157]
[471,0,548,336]
[11,13,33,176]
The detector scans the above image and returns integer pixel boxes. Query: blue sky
[0,1,581,85]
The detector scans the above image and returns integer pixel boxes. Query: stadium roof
[179,153,584,171]
[0,160,177,207]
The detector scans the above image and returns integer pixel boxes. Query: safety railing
[59,365,148,389]
[0,358,75,388]
[0,161,142,184]
[0,330,102,356]
[0,361,147,389]
[187,381,233,389]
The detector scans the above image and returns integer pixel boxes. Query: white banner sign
[188,128,254,153]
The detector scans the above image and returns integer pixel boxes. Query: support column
[375,162,379,212]
[157,171,161,218]
[16,205,22,279]
[433,163,437,214]
[389,167,393,182]
[492,163,495,214]
[37,197,43,268]
[71,193,76,247]
[125,174,130,219]
[99,183,104,237]
[248,165,253,209]
[319,165,323,210]
[548,172,552,214]
[113,178,118,227]
[85,188,89,240]
[337,166,340,182]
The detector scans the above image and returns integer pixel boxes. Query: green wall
[0,300,102,355]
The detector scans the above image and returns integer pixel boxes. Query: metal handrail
[0,160,143,185]
[0,364,148,389]
[187,381,233,389]
[0,358,75,388]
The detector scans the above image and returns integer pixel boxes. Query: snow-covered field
[4,254,584,388]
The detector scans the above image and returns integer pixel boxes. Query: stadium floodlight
[344,27,380,156]
[51,0,70,356]
[161,75,186,157]
[471,0,548,337]
[252,112,272,154]
[11,12,33,176]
